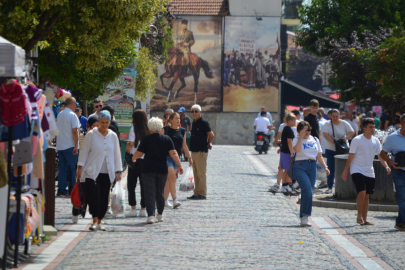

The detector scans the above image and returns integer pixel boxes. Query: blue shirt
[257,112,273,125]
[79,115,88,133]
[382,129,405,171]
[56,108,80,151]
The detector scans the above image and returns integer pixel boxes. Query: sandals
[356,218,363,224]
[360,221,374,226]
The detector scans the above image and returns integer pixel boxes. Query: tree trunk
[83,100,88,117]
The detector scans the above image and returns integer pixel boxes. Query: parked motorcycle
[255,132,269,154]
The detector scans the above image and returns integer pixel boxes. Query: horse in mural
[160,46,214,104]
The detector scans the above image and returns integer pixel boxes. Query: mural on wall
[286,32,337,94]
[152,16,222,112]
[223,17,280,112]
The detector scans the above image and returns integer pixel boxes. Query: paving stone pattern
[50,146,402,269]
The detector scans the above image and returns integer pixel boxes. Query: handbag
[331,122,349,155]
[394,152,405,167]
[287,154,296,180]
[125,152,135,169]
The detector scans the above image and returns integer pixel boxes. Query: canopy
[281,79,342,109]
[0,36,26,77]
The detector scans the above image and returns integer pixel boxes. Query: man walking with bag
[341,118,391,225]
[187,104,214,200]
[380,114,405,231]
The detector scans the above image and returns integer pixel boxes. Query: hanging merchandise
[11,139,33,167]
[24,84,43,121]
[0,80,27,126]
[0,148,7,189]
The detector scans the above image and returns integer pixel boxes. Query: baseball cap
[178,107,186,113]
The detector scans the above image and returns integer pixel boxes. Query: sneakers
[173,199,181,209]
[146,216,155,224]
[56,191,68,197]
[300,216,312,227]
[285,185,292,193]
[187,195,198,200]
[89,223,98,231]
[156,214,164,222]
[72,215,79,224]
[97,224,107,231]
[165,200,173,208]
[195,195,206,200]
[125,209,138,217]
[317,182,328,189]
[269,184,279,193]
[138,209,147,217]
[105,208,113,217]
[394,223,405,231]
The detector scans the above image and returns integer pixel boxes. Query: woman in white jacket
[76,110,122,231]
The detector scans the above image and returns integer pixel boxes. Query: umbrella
[0,36,26,77]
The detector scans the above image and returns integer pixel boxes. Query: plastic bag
[316,159,327,181]
[110,181,125,215]
[179,166,195,192]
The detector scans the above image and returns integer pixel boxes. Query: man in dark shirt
[304,99,320,143]
[178,107,192,161]
[188,104,214,200]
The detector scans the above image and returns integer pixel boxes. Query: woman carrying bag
[125,110,150,217]
[293,121,330,227]
[163,112,193,209]
[322,109,355,193]
[76,110,122,231]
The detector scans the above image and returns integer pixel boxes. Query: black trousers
[127,159,145,208]
[142,173,168,217]
[85,174,111,220]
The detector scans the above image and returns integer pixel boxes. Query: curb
[312,200,398,212]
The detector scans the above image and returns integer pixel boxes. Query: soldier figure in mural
[160,19,214,104]
[232,51,244,86]
[223,54,231,87]
[246,52,256,90]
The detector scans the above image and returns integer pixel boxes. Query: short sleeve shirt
[349,135,381,177]
[56,108,80,151]
[322,120,354,151]
[292,136,322,160]
[128,126,144,158]
[137,133,175,174]
[164,126,185,156]
[189,117,212,152]
[281,126,295,154]
[304,113,319,139]
[180,116,191,131]
[254,117,270,133]
[382,129,405,171]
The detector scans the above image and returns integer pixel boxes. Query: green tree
[295,0,405,56]
[0,0,168,71]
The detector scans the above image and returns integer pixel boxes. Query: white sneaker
[173,199,181,209]
[146,216,155,224]
[89,223,98,231]
[105,208,113,217]
[165,200,173,208]
[300,216,312,227]
[286,185,292,193]
[72,215,79,224]
[156,214,163,222]
[280,186,288,193]
[125,209,138,217]
[138,209,147,217]
[97,224,107,231]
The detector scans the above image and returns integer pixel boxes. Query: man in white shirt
[342,118,390,225]
[344,110,358,140]
[254,111,273,144]
[256,107,275,146]
[56,97,80,196]
[89,98,104,118]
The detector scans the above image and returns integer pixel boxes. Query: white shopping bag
[111,181,125,215]
[316,159,327,181]
[179,166,195,192]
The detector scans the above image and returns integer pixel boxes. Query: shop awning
[0,36,26,77]
[281,79,342,109]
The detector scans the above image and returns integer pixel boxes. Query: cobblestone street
[26,146,404,270]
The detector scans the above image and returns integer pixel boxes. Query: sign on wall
[152,16,222,112]
[223,17,280,112]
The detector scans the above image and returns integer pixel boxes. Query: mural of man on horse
[160,19,214,104]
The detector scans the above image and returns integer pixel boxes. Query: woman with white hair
[76,110,122,231]
[132,117,183,224]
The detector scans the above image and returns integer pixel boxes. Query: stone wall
[151,111,281,145]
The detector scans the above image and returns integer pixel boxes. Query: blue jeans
[391,169,405,224]
[58,147,78,194]
[325,149,336,189]
[293,160,317,218]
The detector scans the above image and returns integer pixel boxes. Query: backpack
[70,182,86,217]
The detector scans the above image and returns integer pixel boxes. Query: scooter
[255,132,269,154]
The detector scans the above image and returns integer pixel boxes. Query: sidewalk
[24,146,403,269]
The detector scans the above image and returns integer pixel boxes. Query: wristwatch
[324,166,329,169]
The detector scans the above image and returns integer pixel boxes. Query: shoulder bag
[331,122,349,155]
[287,153,296,180]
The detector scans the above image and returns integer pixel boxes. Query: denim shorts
[167,156,178,169]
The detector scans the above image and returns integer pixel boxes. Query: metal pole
[13,166,22,268]
[2,126,13,270]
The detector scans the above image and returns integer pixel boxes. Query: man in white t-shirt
[254,112,272,144]
[342,118,391,225]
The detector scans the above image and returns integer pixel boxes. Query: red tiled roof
[169,0,228,15]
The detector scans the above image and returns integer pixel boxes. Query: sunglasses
[305,129,312,132]
[95,105,103,108]
[191,110,199,113]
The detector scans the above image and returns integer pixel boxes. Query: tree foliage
[0,0,168,71]
[296,0,405,56]
[135,47,156,101]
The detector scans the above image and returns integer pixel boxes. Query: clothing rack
[2,126,12,270]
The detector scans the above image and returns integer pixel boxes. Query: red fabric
[0,81,28,126]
